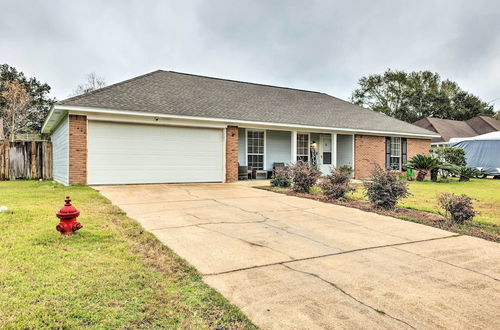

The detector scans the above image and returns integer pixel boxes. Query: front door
[319,134,333,175]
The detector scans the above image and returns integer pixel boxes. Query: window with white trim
[390,137,401,170]
[297,133,309,163]
[247,130,264,170]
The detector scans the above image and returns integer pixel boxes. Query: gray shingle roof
[58,70,436,136]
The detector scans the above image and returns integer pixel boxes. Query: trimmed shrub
[456,167,481,182]
[270,168,292,188]
[337,165,354,176]
[320,166,354,200]
[290,161,321,193]
[364,165,409,210]
[437,192,475,224]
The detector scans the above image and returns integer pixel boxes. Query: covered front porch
[237,128,354,178]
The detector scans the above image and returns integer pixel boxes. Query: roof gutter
[43,104,441,138]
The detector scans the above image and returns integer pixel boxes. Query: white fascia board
[46,104,441,138]
[41,106,54,133]
[41,106,68,134]
[84,113,227,129]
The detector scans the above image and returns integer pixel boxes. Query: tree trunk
[11,113,15,142]
[459,176,470,182]
[416,170,427,181]
[430,168,438,182]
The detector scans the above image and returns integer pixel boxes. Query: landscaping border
[256,186,499,243]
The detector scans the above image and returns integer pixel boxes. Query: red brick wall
[225,126,238,182]
[68,115,87,185]
[407,138,431,158]
[354,135,386,178]
[354,135,432,178]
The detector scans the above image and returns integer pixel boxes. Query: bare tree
[1,80,33,141]
[70,72,106,96]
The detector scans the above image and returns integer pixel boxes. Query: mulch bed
[259,187,499,243]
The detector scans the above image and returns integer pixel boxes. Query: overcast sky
[1,0,499,107]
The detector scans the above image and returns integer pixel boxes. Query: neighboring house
[41,70,437,185]
[413,116,500,148]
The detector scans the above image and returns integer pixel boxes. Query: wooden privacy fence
[0,141,52,180]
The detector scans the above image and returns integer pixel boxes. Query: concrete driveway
[95,183,500,329]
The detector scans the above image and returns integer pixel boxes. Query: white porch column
[332,133,337,168]
[291,131,297,163]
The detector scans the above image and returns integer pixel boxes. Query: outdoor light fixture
[311,141,318,150]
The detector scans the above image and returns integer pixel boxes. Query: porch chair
[273,162,286,170]
[272,162,286,177]
[247,166,253,179]
[238,165,249,180]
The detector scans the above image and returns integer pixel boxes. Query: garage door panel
[88,121,224,184]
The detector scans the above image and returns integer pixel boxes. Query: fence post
[5,141,10,180]
[46,142,52,179]
[31,141,37,179]
[0,141,5,179]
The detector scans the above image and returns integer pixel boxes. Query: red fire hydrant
[56,196,83,235]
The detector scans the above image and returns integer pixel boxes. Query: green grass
[308,186,323,195]
[350,178,500,226]
[0,181,255,329]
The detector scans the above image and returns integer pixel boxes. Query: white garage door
[88,121,224,185]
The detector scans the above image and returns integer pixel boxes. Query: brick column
[225,126,239,182]
[68,115,87,184]
[354,135,386,179]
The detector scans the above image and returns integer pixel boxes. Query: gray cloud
[0,0,499,107]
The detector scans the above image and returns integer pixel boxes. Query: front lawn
[0,181,255,329]
[350,178,500,226]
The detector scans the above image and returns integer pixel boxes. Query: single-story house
[41,70,438,185]
[413,116,500,148]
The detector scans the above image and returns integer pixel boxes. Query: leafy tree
[70,72,106,96]
[351,69,495,123]
[0,64,55,135]
[1,80,32,141]
[434,147,466,167]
